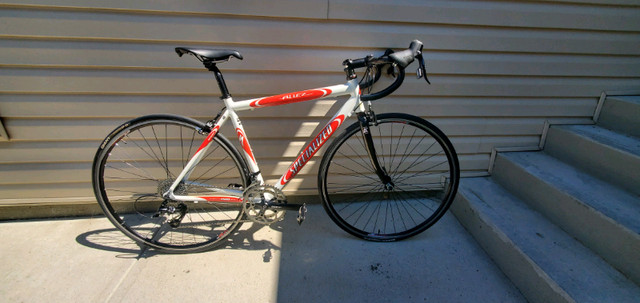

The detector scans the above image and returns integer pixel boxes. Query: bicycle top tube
[228,81,359,112]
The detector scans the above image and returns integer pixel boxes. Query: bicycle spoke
[104,164,158,182]
[393,193,420,226]
[326,181,380,194]
[392,127,420,175]
[338,138,376,173]
[135,130,174,179]
[387,123,406,175]
[108,140,159,182]
[391,139,438,179]
[190,152,231,183]
[394,158,449,184]
[333,185,384,213]
[393,186,439,213]
[329,162,379,183]
[151,125,170,179]
[180,127,185,169]
[186,130,197,168]
[104,187,157,195]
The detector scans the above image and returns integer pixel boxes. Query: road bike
[92,40,460,253]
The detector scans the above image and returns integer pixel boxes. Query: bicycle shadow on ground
[75,220,283,259]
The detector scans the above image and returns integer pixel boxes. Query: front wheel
[92,115,249,253]
[318,113,460,241]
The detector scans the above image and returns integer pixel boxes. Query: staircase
[451,95,640,303]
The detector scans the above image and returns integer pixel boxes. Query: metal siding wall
[0,0,639,206]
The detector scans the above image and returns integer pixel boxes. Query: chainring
[242,184,287,225]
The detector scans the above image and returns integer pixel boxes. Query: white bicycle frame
[166,78,364,203]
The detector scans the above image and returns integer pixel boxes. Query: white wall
[1,0,639,212]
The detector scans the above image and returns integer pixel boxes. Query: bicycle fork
[357,111,395,190]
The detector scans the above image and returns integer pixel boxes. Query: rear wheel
[92,115,249,253]
[319,113,459,241]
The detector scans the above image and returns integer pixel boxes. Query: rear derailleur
[153,200,188,228]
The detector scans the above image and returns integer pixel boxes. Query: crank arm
[266,202,307,225]
[267,202,305,211]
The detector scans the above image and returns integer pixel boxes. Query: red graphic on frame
[250,88,332,108]
[279,114,345,186]
[236,128,256,164]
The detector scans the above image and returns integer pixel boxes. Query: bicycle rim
[93,115,249,252]
[319,113,459,241]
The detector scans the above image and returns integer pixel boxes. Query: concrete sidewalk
[1,204,525,303]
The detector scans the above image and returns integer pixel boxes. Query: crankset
[242,184,307,225]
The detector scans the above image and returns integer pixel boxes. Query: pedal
[297,203,307,225]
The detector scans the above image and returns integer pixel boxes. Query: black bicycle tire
[318,113,460,241]
[92,114,250,253]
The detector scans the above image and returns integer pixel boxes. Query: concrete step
[598,95,640,138]
[452,177,640,303]
[545,124,640,196]
[493,151,640,285]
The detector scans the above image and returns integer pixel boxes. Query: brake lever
[386,65,396,78]
[383,49,397,78]
[416,53,430,84]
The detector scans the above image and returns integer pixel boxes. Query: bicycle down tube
[167,79,362,202]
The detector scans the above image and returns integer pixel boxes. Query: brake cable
[359,65,376,95]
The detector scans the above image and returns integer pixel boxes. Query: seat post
[204,62,232,99]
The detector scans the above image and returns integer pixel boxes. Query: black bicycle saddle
[175,47,243,62]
